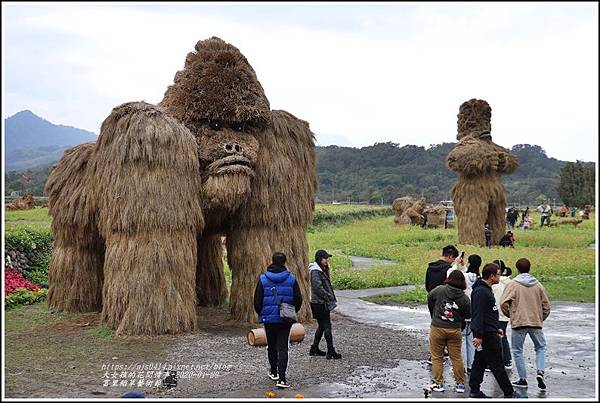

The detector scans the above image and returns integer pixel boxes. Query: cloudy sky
[2,2,598,162]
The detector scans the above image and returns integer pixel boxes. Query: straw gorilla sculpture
[45,37,317,335]
[446,99,518,246]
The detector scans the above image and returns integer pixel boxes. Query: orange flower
[295,393,304,398]
[264,391,277,398]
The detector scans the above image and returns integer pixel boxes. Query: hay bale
[447,99,519,246]
[392,196,425,225]
[423,205,447,228]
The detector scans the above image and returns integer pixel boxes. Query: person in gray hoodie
[308,249,341,359]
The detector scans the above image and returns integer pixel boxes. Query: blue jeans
[511,327,546,379]
[462,320,475,369]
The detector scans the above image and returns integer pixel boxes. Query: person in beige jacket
[500,258,551,391]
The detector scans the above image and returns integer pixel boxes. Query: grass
[4,207,51,231]
[308,213,595,302]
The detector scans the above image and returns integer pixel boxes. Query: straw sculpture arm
[227,110,318,323]
[90,102,204,336]
[492,143,519,174]
[46,142,104,312]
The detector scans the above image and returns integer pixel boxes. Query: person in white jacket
[492,259,513,369]
[447,254,481,372]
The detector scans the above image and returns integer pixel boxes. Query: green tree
[556,161,595,207]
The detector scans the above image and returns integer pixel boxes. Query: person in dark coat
[425,245,460,294]
[469,263,523,398]
[253,252,303,389]
[308,249,342,359]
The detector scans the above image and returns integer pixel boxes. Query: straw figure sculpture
[6,194,34,210]
[422,205,448,228]
[45,37,317,336]
[392,196,425,225]
[446,99,519,246]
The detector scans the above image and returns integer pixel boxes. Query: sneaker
[326,350,342,359]
[455,384,465,393]
[276,380,291,389]
[431,383,445,392]
[536,371,546,390]
[512,379,528,388]
[505,362,513,370]
[510,390,528,398]
[466,368,472,374]
[309,345,326,356]
[268,370,279,381]
[485,367,491,372]
[469,390,488,398]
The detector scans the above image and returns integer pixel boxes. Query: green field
[4,207,596,302]
[308,212,596,302]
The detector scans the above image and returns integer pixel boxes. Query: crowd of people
[425,246,551,398]
[251,240,553,396]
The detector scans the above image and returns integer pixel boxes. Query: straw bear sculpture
[45,37,318,336]
[446,99,518,246]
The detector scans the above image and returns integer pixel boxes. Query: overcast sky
[2,2,598,162]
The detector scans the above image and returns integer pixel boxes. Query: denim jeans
[462,320,475,370]
[511,327,546,379]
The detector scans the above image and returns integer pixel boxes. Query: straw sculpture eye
[231,122,244,132]
[210,120,221,130]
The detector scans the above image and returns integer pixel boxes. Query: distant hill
[5,110,97,170]
[316,142,590,206]
[3,111,593,205]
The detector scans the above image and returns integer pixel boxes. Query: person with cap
[253,252,303,388]
[308,249,342,359]
[492,259,513,369]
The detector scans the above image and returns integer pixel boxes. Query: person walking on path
[492,260,513,369]
[500,258,551,391]
[427,270,471,393]
[469,263,523,398]
[253,252,303,388]
[308,249,342,359]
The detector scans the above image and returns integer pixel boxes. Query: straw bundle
[422,205,448,228]
[392,196,425,225]
[6,194,34,210]
[447,99,519,246]
[46,142,104,312]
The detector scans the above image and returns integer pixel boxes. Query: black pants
[498,321,511,365]
[311,303,334,352]
[469,332,514,397]
[264,323,292,382]
[541,215,550,227]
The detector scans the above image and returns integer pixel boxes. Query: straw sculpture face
[45,37,317,334]
[447,98,519,246]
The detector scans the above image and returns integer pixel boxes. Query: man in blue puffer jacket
[253,252,303,389]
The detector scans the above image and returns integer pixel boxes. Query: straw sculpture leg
[452,181,489,247]
[91,102,204,336]
[487,182,507,246]
[226,110,317,324]
[196,233,228,306]
[226,226,312,323]
[45,143,105,312]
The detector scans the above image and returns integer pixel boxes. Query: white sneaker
[276,380,291,389]
[268,370,279,381]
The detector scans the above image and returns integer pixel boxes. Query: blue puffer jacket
[258,268,296,324]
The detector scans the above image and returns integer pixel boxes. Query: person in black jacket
[469,263,522,398]
[308,249,342,359]
[253,252,303,389]
[425,245,460,294]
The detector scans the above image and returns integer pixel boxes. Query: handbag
[271,286,298,323]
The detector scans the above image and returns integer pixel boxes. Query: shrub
[5,288,48,309]
[5,226,53,284]
[5,269,40,295]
